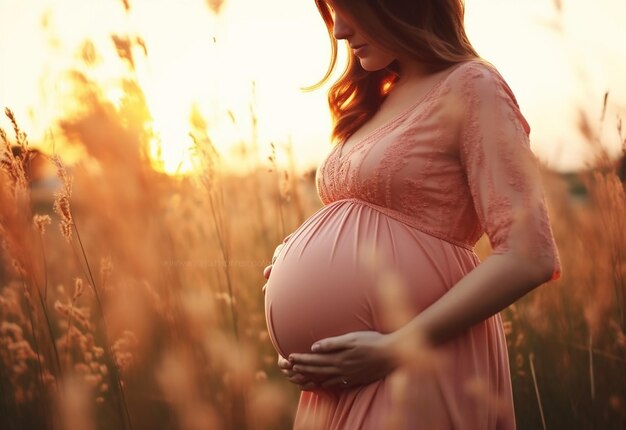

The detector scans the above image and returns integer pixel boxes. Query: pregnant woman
[262,0,561,428]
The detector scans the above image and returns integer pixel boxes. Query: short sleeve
[458,64,561,281]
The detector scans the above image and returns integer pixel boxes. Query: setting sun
[1,0,625,175]
[1,1,626,429]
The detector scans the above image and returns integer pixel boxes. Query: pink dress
[264,59,561,429]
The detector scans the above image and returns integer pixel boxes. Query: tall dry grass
[0,70,316,428]
[1,5,625,426]
[1,83,625,428]
[500,97,626,429]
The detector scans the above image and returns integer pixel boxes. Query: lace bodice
[314,59,561,281]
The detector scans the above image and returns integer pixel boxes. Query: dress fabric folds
[264,59,561,430]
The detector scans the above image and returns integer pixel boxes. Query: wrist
[387,322,435,366]
[381,330,405,371]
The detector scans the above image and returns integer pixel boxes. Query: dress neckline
[335,59,479,162]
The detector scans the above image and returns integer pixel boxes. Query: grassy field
[1,90,625,430]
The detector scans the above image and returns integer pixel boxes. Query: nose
[331,10,353,41]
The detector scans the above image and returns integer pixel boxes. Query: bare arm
[289,63,562,389]
[393,64,561,348]
[388,251,552,350]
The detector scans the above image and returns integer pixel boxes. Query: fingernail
[311,343,321,352]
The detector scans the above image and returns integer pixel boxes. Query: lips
[350,44,366,50]
[352,44,367,56]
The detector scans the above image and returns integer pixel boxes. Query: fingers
[263,241,286,281]
[272,243,285,263]
[277,355,319,390]
[291,364,340,375]
[277,355,299,378]
[320,376,351,389]
[289,352,341,367]
[287,373,309,384]
[277,355,293,370]
[310,333,355,352]
[281,368,316,388]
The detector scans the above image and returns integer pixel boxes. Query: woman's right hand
[264,235,316,389]
[277,354,319,391]
[262,241,287,294]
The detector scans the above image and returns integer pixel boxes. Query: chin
[358,58,394,72]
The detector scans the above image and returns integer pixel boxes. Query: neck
[394,56,430,85]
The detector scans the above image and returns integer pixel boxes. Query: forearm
[389,251,554,349]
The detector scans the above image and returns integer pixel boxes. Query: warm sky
[1,0,625,174]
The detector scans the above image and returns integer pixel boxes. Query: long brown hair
[302,0,480,145]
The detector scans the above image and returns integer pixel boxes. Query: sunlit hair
[302,0,480,145]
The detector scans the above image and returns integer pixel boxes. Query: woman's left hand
[288,331,399,389]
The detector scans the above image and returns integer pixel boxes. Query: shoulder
[445,58,530,134]
[447,59,513,100]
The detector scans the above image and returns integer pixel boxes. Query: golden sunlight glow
[1,0,625,175]
[124,0,343,175]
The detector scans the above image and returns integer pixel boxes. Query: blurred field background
[1,0,626,429]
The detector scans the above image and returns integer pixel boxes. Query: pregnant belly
[264,198,478,359]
